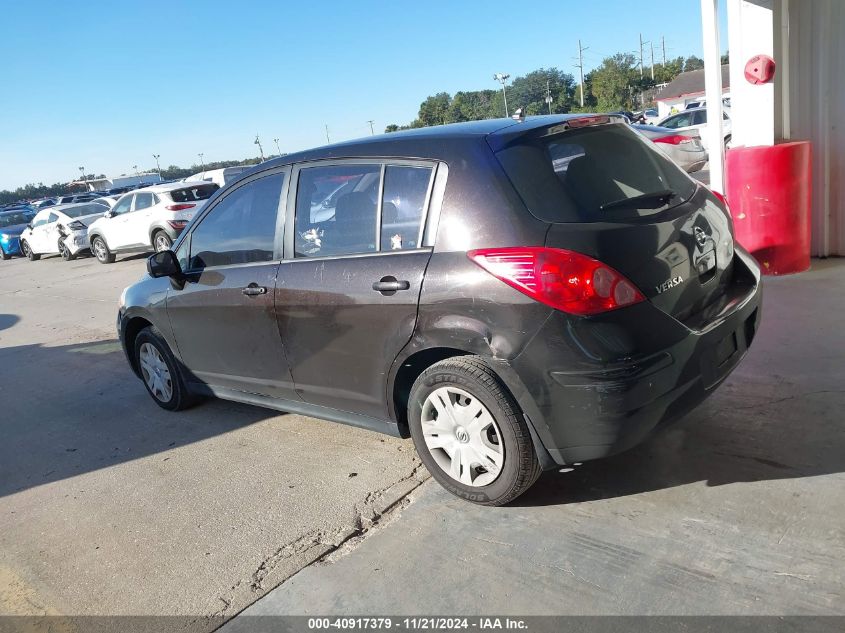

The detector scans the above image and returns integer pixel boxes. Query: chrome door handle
[372,278,410,292]
[242,284,267,296]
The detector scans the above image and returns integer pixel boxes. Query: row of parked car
[0,181,220,262]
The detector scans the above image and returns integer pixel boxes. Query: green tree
[448,90,499,122]
[508,68,576,115]
[590,53,640,111]
[654,56,685,83]
[684,55,705,71]
[417,92,452,126]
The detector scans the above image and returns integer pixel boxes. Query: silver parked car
[633,124,708,173]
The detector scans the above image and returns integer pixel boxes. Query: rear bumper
[1,236,22,255]
[505,247,762,465]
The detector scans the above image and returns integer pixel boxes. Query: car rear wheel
[408,356,541,506]
[153,230,172,252]
[59,240,76,261]
[134,326,195,411]
[21,240,39,261]
[91,236,115,264]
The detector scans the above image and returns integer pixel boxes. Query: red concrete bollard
[724,141,812,275]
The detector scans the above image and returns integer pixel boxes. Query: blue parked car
[0,207,37,259]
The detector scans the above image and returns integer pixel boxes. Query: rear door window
[380,165,433,251]
[294,164,381,257]
[496,123,697,223]
[134,193,154,211]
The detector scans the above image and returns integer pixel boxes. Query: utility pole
[575,40,588,107]
[254,134,265,162]
[650,42,655,80]
[325,124,330,144]
[493,73,510,117]
[544,79,553,114]
[662,36,667,68]
[367,120,375,135]
[639,33,645,78]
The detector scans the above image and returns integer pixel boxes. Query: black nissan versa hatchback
[118,114,762,505]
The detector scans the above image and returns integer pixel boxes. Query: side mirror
[147,250,182,279]
[105,210,115,219]
[26,224,32,230]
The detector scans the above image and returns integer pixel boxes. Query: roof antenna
[511,107,525,122]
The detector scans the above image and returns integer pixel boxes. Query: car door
[103,194,135,248]
[33,211,61,253]
[26,212,50,252]
[165,168,297,399]
[274,160,440,420]
[123,192,156,248]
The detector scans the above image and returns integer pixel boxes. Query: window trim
[177,165,290,274]
[284,158,440,261]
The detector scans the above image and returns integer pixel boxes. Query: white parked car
[657,106,732,150]
[632,124,707,173]
[87,182,219,264]
[183,166,251,188]
[19,202,108,261]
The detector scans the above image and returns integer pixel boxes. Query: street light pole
[367,120,375,135]
[254,135,265,162]
[132,165,139,178]
[78,166,85,189]
[545,80,553,114]
[493,73,511,117]
[198,153,204,170]
[152,154,161,176]
[273,138,280,156]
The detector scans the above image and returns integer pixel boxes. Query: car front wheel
[408,356,541,506]
[91,236,115,264]
[0,245,9,260]
[134,326,195,411]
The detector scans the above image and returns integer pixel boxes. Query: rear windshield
[169,184,219,203]
[63,203,103,218]
[0,210,35,227]
[495,123,697,222]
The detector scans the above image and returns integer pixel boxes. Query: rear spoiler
[487,114,629,152]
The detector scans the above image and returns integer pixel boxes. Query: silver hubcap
[155,234,170,252]
[421,386,504,487]
[139,342,173,402]
[93,239,106,260]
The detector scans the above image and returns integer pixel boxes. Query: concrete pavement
[0,253,426,627]
[227,259,845,621]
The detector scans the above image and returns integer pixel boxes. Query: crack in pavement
[208,460,430,626]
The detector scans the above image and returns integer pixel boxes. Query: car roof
[247,115,626,173]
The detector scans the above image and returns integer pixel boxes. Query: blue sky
[0,0,727,191]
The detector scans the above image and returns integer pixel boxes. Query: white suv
[87,182,219,264]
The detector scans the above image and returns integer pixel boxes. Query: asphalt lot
[0,252,426,627]
[2,248,844,630]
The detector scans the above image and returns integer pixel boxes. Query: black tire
[152,230,172,252]
[91,236,115,264]
[134,326,195,411]
[725,135,732,149]
[20,240,40,261]
[0,245,9,260]
[59,240,76,261]
[408,356,541,506]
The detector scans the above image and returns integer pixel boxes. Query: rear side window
[170,184,219,203]
[380,165,432,251]
[188,173,283,269]
[294,164,381,257]
[134,193,153,210]
[496,123,697,222]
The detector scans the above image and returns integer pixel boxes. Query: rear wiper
[600,189,677,212]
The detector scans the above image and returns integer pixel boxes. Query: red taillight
[167,220,188,229]
[166,203,196,211]
[653,134,692,145]
[467,247,645,316]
